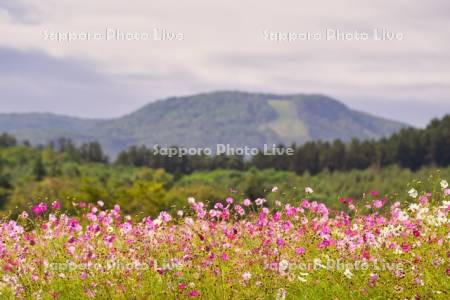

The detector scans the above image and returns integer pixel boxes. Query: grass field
[0,177,448,299]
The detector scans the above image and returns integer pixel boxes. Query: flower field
[0,180,449,299]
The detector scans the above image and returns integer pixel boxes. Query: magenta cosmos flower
[32,202,48,215]
[51,201,61,210]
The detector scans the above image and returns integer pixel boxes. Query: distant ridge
[0,91,408,156]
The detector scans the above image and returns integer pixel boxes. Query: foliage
[116,115,450,175]
[0,115,449,218]
[0,179,448,299]
[0,92,406,156]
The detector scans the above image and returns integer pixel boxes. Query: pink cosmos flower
[372,200,383,209]
[221,253,229,261]
[243,199,252,206]
[209,209,219,218]
[234,205,245,216]
[418,195,428,205]
[85,289,95,298]
[276,238,285,247]
[32,202,48,216]
[189,290,200,297]
[68,245,76,255]
[301,200,310,209]
[369,273,379,287]
[158,211,172,223]
[296,247,305,255]
[401,242,411,253]
[51,201,61,210]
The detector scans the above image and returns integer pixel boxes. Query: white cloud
[0,0,449,125]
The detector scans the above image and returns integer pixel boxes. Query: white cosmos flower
[255,198,266,206]
[408,203,420,211]
[394,247,403,255]
[187,197,196,205]
[398,211,409,222]
[344,268,353,279]
[272,186,279,192]
[305,187,314,194]
[242,272,251,281]
[278,259,289,272]
[408,188,418,198]
[440,180,448,189]
[276,288,287,300]
[297,272,309,282]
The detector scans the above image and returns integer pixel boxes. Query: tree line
[1,115,449,176]
[115,115,450,174]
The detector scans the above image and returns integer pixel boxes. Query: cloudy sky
[0,0,449,126]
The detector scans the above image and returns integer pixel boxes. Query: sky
[0,0,449,127]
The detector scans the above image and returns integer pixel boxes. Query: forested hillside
[0,91,407,156]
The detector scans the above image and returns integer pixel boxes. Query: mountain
[0,91,408,156]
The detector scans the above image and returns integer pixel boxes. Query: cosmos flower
[372,200,383,209]
[188,197,196,205]
[51,201,61,210]
[408,203,420,211]
[255,198,266,206]
[32,202,48,215]
[0,185,447,298]
[278,259,289,272]
[344,268,353,279]
[243,199,252,206]
[242,272,251,281]
[296,247,305,255]
[189,290,200,297]
[408,188,418,198]
[276,288,287,300]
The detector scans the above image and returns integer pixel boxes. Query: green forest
[0,115,449,217]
